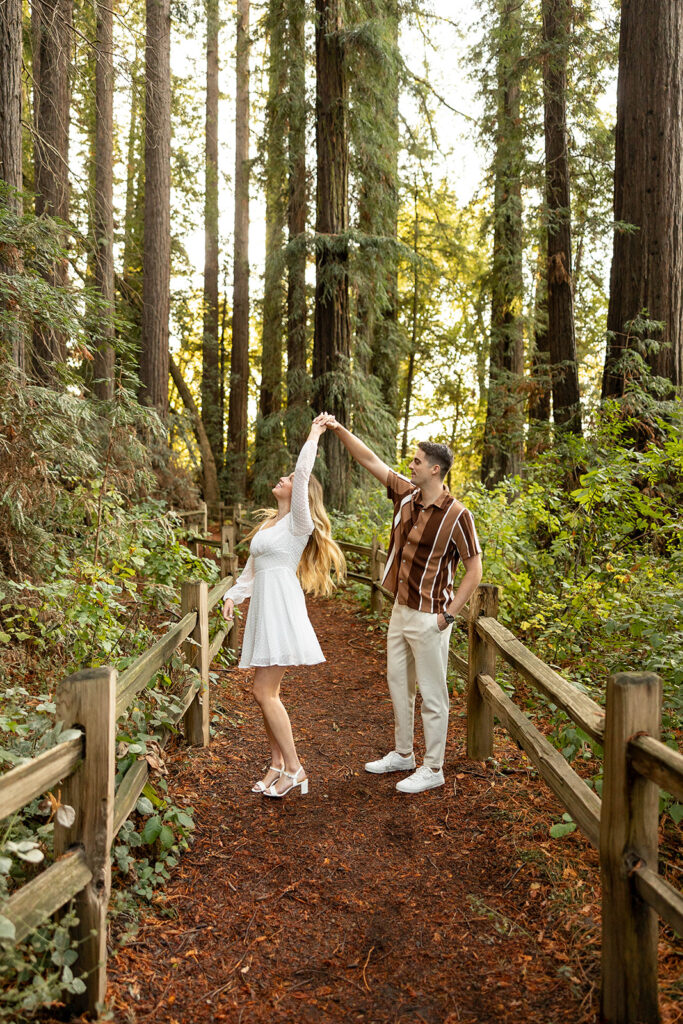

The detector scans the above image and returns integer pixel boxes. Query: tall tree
[285,0,309,452]
[480,0,525,487]
[542,0,581,432]
[226,0,250,498]
[602,0,683,396]
[0,0,25,371]
[254,0,288,500]
[140,0,171,415]
[313,0,351,509]
[32,0,73,382]
[92,0,115,399]
[201,0,222,466]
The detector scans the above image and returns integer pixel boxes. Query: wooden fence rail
[2,511,681,1023]
[0,570,236,1014]
[340,549,682,1024]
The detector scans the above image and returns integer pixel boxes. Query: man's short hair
[417,441,454,480]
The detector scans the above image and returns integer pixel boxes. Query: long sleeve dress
[224,438,325,668]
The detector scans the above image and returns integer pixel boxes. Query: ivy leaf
[56,804,76,828]
[140,814,162,845]
[669,803,683,826]
[549,822,577,839]
[0,915,16,942]
[159,825,175,850]
[136,796,154,816]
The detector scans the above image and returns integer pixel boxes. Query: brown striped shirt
[382,471,482,613]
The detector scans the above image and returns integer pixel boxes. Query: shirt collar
[413,485,452,511]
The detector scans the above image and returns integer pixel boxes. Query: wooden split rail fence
[338,550,683,1024]
[1,516,681,1023]
[0,569,238,1014]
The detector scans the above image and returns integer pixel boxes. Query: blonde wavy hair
[247,473,346,597]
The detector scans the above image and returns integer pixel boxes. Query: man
[328,419,483,793]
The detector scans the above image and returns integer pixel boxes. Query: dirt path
[107,595,607,1024]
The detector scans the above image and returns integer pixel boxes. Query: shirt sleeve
[452,509,482,563]
[224,554,255,605]
[290,437,318,537]
[386,470,414,505]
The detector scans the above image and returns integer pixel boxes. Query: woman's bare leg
[253,666,307,794]
[253,715,284,790]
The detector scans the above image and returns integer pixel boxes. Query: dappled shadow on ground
[105,596,614,1024]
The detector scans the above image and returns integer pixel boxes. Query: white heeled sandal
[262,765,308,798]
[251,766,283,793]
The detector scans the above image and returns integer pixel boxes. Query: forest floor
[103,594,682,1024]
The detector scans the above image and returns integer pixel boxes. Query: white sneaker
[396,765,445,793]
[364,750,416,774]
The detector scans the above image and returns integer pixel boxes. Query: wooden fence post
[200,499,208,537]
[54,667,116,1014]
[370,535,384,615]
[181,580,210,746]
[467,584,499,761]
[600,672,662,1024]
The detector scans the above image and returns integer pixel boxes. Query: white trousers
[386,602,453,770]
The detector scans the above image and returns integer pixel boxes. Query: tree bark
[313,0,350,509]
[170,356,220,507]
[121,65,144,352]
[226,0,250,499]
[201,0,221,465]
[32,0,72,382]
[0,0,25,371]
[260,0,287,424]
[543,0,581,432]
[603,0,683,396]
[401,187,419,460]
[140,0,171,416]
[480,0,525,488]
[92,0,115,400]
[285,0,308,453]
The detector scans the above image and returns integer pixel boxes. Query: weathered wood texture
[207,575,234,612]
[116,610,197,717]
[467,585,499,760]
[475,616,605,743]
[600,672,661,1024]
[2,849,91,945]
[54,668,116,1013]
[450,651,468,679]
[632,864,683,937]
[628,734,683,803]
[209,629,227,663]
[181,581,210,746]
[0,736,82,822]
[478,673,601,848]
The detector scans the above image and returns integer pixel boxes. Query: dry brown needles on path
[104,596,681,1024]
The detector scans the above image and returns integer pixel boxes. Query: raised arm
[326,420,391,487]
[290,417,326,536]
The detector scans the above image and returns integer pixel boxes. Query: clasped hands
[309,411,340,438]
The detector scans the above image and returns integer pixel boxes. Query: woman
[222,413,345,798]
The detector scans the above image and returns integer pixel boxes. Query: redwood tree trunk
[543,0,581,432]
[480,1,525,487]
[285,0,308,453]
[93,0,115,400]
[260,0,287,424]
[201,0,221,465]
[0,0,24,371]
[602,0,683,396]
[140,0,171,416]
[227,0,250,499]
[32,0,72,382]
[313,0,350,509]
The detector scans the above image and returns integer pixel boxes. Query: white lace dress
[225,439,325,668]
